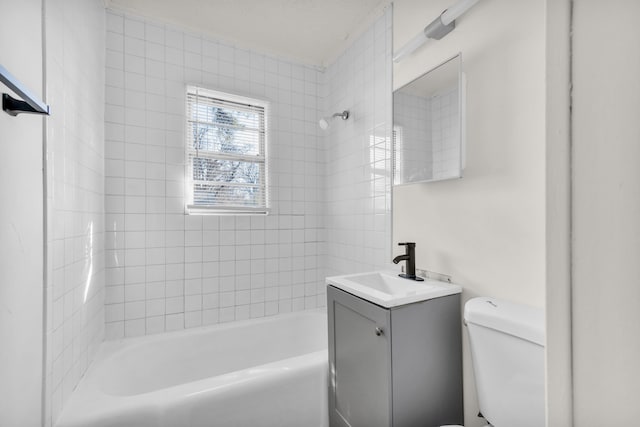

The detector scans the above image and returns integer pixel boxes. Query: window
[185,86,268,214]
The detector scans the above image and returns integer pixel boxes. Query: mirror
[393,53,464,185]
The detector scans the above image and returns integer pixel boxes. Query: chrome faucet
[393,242,424,281]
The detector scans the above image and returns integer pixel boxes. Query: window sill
[185,205,270,216]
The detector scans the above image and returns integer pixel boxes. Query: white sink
[326,271,461,308]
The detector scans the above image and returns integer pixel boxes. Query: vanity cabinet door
[328,285,392,427]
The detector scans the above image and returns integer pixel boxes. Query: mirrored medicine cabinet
[393,53,465,185]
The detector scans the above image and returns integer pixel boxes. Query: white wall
[572,0,640,425]
[323,8,393,278]
[393,0,546,425]
[0,1,44,426]
[544,0,572,425]
[103,9,325,338]
[43,0,106,424]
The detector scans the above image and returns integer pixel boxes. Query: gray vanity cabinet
[327,285,463,427]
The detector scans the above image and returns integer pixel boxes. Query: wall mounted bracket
[2,93,47,116]
[0,63,50,116]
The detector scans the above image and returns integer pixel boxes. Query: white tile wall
[44,0,106,425]
[104,10,325,338]
[323,9,394,280]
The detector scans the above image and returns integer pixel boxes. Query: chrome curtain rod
[0,63,50,116]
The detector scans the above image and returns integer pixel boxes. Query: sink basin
[326,271,461,308]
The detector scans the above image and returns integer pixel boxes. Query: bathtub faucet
[393,242,423,281]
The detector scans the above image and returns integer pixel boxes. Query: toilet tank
[464,297,545,427]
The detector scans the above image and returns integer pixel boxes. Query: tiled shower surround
[45,0,106,424]
[104,10,325,337]
[103,8,392,338]
[324,11,393,277]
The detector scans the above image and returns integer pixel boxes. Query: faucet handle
[398,242,416,247]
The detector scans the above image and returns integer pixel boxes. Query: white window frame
[185,86,269,215]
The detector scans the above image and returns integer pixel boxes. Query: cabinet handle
[375,327,384,336]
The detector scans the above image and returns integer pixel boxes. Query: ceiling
[106,0,391,67]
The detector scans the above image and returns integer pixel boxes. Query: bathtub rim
[100,307,327,358]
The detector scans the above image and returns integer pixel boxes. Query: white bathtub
[57,309,328,427]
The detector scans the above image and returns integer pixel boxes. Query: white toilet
[443,296,545,427]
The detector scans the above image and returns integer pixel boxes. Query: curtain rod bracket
[0,64,50,116]
[2,93,49,116]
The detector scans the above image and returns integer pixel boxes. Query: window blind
[185,86,268,214]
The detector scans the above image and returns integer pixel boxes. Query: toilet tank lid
[464,297,545,346]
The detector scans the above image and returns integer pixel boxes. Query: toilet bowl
[441,297,545,427]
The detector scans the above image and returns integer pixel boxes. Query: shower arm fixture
[319,110,350,130]
[393,0,480,63]
[331,111,349,120]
